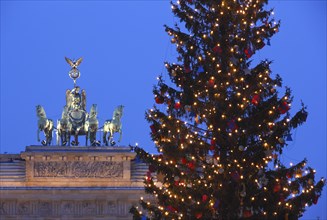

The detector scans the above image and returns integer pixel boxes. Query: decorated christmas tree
[131,0,325,219]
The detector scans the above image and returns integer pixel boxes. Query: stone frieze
[33,161,123,178]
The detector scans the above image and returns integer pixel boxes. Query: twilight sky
[0,1,326,219]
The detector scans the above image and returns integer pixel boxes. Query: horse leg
[103,131,107,146]
[67,131,71,146]
[86,131,89,146]
[71,130,78,146]
[109,130,115,146]
[118,129,122,143]
[56,129,60,146]
[75,134,79,146]
[41,130,47,146]
[90,131,95,147]
[37,128,40,142]
[47,129,52,146]
[61,131,66,146]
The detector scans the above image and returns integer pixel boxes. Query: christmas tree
[130,0,325,219]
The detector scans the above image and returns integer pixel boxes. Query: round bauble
[308,178,314,185]
[240,191,246,197]
[278,137,285,144]
[174,102,181,109]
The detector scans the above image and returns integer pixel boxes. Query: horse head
[89,104,98,119]
[36,105,46,118]
[113,105,124,120]
[61,106,69,119]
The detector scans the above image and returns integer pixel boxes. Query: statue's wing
[65,57,74,67]
[66,89,72,108]
[75,57,83,67]
[81,89,86,110]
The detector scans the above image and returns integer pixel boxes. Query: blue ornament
[227,119,238,131]
[135,155,142,163]
[197,65,204,73]
[267,39,271,46]
[286,134,293,141]
[214,199,220,209]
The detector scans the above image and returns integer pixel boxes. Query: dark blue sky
[1,1,326,219]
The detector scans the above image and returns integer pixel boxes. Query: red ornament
[257,40,265,49]
[187,162,195,170]
[213,45,222,54]
[278,101,290,114]
[286,172,293,179]
[167,205,177,213]
[273,183,281,192]
[211,139,216,145]
[146,171,152,182]
[313,195,319,204]
[243,209,253,218]
[181,157,187,165]
[209,145,215,151]
[202,194,208,202]
[196,213,203,219]
[210,139,216,151]
[251,94,260,106]
[245,47,254,58]
[208,78,215,87]
[279,194,285,203]
[149,165,156,173]
[150,124,157,134]
[184,66,191,73]
[174,102,181,109]
[231,171,240,182]
[155,96,164,104]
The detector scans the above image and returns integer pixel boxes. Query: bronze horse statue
[36,105,54,146]
[103,105,124,146]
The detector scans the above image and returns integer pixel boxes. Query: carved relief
[17,201,32,215]
[107,201,117,215]
[0,201,8,215]
[33,161,123,178]
[61,201,74,215]
[117,200,129,217]
[39,201,52,216]
[81,201,96,215]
